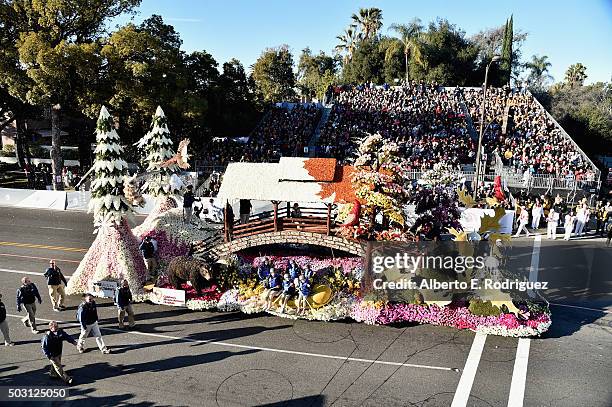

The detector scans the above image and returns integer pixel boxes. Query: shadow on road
[542,305,609,339]
[259,394,326,407]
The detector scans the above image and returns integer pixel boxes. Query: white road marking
[550,302,610,314]
[0,268,72,278]
[507,338,531,407]
[39,226,73,231]
[528,235,541,299]
[450,332,487,407]
[5,314,455,372]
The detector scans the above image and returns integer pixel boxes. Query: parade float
[73,121,550,337]
[132,133,550,337]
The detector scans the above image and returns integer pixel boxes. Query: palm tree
[565,63,588,88]
[524,54,552,89]
[351,8,383,40]
[335,25,361,64]
[387,19,424,81]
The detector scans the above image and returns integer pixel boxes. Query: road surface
[0,207,610,406]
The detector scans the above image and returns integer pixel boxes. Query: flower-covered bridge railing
[227,204,333,241]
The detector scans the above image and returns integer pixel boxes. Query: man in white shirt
[547,208,560,239]
[514,206,530,237]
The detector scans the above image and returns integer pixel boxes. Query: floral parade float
[66,106,148,297]
[203,134,552,337]
[78,120,550,337]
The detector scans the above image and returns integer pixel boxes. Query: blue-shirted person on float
[263,268,282,311]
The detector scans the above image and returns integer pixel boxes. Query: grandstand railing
[402,168,600,193]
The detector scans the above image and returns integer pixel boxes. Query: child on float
[257,257,272,281]
[288,260,300,281]
[263,268,282,311]
[303,264,314,282]
[296,274,312,315]
[278,273,296,314]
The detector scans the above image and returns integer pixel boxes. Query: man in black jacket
[183,185,200,223]
[41,321,77,384]
[0,293,14,346]
[16,277,42,334]
[76,294,110,354]
[115,279,135,329]
[44,260,68,312]
[139,236,158,278]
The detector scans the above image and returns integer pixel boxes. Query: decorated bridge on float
[213,157,364,256]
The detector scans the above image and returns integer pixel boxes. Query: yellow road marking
[0,241,87,253]
[0,253,81,263]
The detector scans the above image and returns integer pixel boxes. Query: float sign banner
[151,287,186,307]
[90,281,118,298]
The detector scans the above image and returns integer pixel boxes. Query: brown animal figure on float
[167,256,214,295]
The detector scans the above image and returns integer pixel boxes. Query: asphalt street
[0,207,610,407]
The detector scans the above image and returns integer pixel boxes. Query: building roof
[216,157,357,203]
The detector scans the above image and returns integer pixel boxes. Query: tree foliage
[524,54,553,91]
[499,15,513,85]
[251,45,296,103]
[351,8,383,41]
[297,48,338,100]
[564,63,588,88]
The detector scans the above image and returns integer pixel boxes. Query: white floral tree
[138,106,181,197]
[88,106,132,228]
[66,106,147,296]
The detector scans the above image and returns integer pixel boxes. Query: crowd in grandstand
[462,86,595,179]
[318,82,476,169]
[241,104,321,162]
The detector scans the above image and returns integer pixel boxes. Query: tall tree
[525,54,553,91]
[5,0,140,190]
[251,45,296,103]
[334,25,361,65]
[499,15,514,85]
[565,63,588,88]
[387,19,424,81]
[410,19,479,85]
[471,22,528,87]
[100,15,184,149]
[342,38,385,84]
[351,8,383,41]
[297,48,338,100]
[207,58,260,140]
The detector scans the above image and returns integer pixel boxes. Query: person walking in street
[563,211,576,241]
[115,279,135,329]
[139,236,158,278]
[0,293,15,346]
[44,260,68,312]
[514,206,530,237]
[16,277,42,334]
[76,294,110,354]
[182,185,200,223]
[546,208,559,240]
[531,201,544,230]
[41,321,77,384]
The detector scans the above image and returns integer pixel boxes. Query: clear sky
[114,0,612,84]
